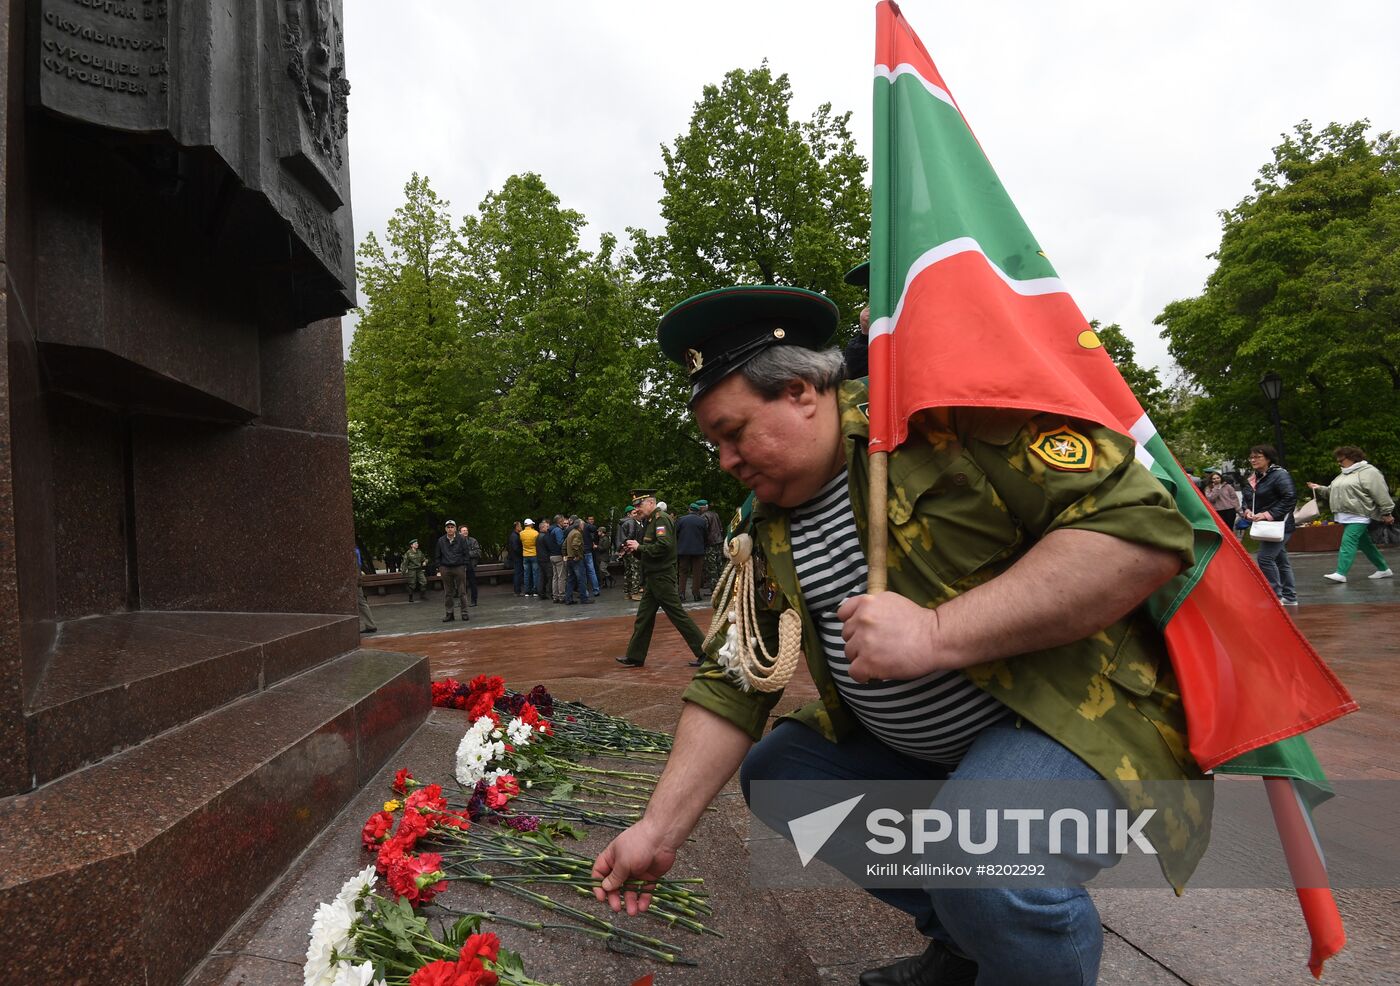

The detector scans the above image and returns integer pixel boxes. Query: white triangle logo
[788,794,866,867]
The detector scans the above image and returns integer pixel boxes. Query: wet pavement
[347,547,1400,984]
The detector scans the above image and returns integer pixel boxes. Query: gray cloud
[342,1,1400,373]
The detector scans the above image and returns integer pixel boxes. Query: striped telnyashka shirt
[788,470,1008,765]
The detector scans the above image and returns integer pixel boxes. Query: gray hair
[737,345,846,400]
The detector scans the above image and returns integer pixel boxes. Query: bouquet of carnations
[308,675,714,983]
[304,864,550,986]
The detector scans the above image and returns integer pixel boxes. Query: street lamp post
[1259,371,1286,467]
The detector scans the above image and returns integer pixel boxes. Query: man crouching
[591,285,1210,986]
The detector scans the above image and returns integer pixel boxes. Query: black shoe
[442,614,455,623]
[687,659,702,667]
[858,941,978,986]
[361,627,377,634]
[461,611,470,621]
[615,656,644,667]
[470,601,478,607]
[566,600,577,605]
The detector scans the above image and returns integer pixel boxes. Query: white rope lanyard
[701,533,803,693]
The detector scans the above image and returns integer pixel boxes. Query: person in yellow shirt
[519,519,541,596]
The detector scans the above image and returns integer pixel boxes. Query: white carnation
[304,897,356,986]
[506,716,534,747]
[331,961,380,986]
[334,864,377,913]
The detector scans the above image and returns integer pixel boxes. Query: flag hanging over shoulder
[867,0,1354,766]
[868,1,1354,975]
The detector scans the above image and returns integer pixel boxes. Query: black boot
[442,613,455,623]
[858,941,977,986]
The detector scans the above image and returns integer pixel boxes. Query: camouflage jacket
[401,548,426,572]
[682,379,1213,889]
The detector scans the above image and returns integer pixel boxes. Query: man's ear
[787,378,819,416]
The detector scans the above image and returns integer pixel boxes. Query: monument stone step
[24,611,360,786]
[0,646,429,986]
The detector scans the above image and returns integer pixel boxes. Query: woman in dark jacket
[1243,444,1297,605]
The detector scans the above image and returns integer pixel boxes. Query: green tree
[623,64,870,511]
[1091,320,1168,423]
[1156,121,1400,483]
[456,174,670,539]
[345,174,466,548]
[632,62,870,324]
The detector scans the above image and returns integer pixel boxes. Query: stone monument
[0,2,429,982]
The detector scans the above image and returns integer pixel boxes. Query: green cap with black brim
[658,285,840,401]
[843,261,870,287]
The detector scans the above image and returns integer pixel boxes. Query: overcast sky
[341,1,1400,373]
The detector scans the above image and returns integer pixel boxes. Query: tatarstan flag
[868,1,1354,975]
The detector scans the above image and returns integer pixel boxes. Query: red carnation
[406,783,446,812]
[459,932,500,965]
[484,774,519,811]
[517,702,540,726]
[388,851,447,905]
[361,810,395,848]
[376,836,406,875]
[467,674,505,699]
[408,960,463,986]
[429,809,472,831]
[393,768,416,795]
[466,693,497,722]
[394,806,431,850]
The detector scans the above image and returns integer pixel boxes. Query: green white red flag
[868,1,1354,975]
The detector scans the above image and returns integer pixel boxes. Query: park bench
[360,559,626,595]
[360,563,514,595]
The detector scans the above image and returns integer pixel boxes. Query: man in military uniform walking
[592,285,1208,986]
[615,495,707,668]
[402,539,427,601]
[618,504,644,600]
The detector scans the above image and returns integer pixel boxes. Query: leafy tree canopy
[345,66,873,556]
[1156,120,1400,484]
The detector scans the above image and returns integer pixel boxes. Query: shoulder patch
[655,526,667,536]
[856,402,870,418]
[1030,426,1095,472]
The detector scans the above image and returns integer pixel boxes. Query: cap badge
[772,327,786,340]
[685,348,705,376]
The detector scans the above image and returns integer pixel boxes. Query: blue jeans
[584,552,600,594]
[1256,531,1296,602]
[565,559,592,603]
[522,557,539,594]
[740,720,1114,984]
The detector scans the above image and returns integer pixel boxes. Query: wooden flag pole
[867,450,890,594]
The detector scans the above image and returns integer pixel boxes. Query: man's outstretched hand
[591,819,678,916]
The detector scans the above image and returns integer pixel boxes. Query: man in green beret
[615,494,707,668]
[591,285,1208,986]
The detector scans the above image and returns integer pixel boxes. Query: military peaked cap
[658,285,839,400]
[843,261,870,287]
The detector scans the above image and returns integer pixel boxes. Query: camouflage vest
[686,379,1212,889]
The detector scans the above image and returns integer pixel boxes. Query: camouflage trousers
[623,553,642,597]
[704,544,723,592]
[404,569,427,594]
